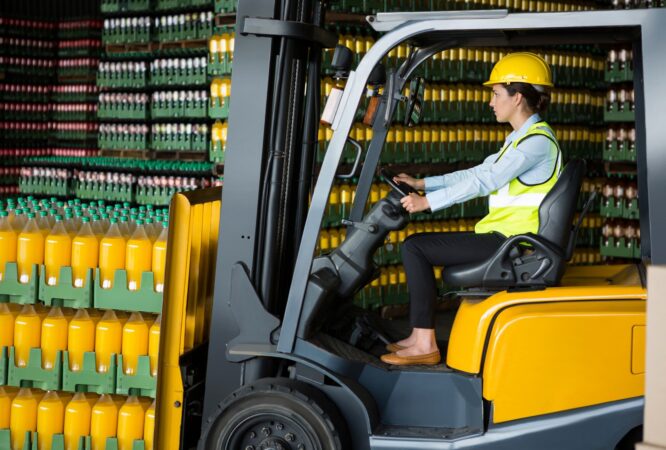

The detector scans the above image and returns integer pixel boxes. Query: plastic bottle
[148,315,161,377]
[99,218,127,289]
[0,211,18,281]
[152,224,168,293]
[10,388,41,450]
[14,304,41,367]
[41,307,68,369]
[125,220,152,291]
[0,386,18,429]
[0,303,16,349]
[117,396,147,450]
[44,215,72,286]
[144,399,156,450]
[95,310,122,373]
[37,391,68,450]
[121,312,149,375]
[71,216,99,287]
[38,210,51,236]
[64,393,95,450]
[91,214,105,240]
[16,212,45,283]
[90,394,119,450]
[67,309,96,371]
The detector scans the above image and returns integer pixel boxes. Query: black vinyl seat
[442,159,588,289]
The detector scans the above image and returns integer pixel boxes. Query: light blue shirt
[423,114,559,212]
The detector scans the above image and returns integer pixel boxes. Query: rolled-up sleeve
[424,135,553,212]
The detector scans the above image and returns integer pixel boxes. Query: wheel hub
[239,419,310,450]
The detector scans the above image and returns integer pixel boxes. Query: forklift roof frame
[278,9,666,354]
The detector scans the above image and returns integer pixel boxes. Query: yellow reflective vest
[475,121,562,237]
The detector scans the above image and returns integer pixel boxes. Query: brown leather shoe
[385,343,405,353]
[380,350,441,366]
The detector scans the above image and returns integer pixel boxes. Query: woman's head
[485,52,553,122]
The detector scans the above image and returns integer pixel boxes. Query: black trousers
[402,232,506,329]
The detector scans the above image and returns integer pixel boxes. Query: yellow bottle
[0,303,16,349]
[90,394,119,450]
[71,217,99,288]
[151,225,168,293]
[64,392,95,450]
[37,391,68,450]
[95,310,122,373]
[17,213,44,284]
[0,210,18,281]
[67,309,95,371]
[117,396,146,450]
[99,218,127,289]
[0,386,18,429]
[14,304,41,367]
[148,315,161,377]
[125,220,152,291]
[44,216,72,286]
[144,400,156,450]
[10,388,41,450]
[121,312,149,375]
[41,307,68,369]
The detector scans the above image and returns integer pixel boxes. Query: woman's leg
[394,232,505,357]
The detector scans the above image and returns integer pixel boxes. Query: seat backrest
[537,159,585,253]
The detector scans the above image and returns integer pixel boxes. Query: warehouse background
[0,0,662,449]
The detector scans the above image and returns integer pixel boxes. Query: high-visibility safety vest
[475,121,562,237]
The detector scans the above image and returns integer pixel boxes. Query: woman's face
[489,84,520,123]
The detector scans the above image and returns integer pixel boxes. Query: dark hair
[504,82,551,114]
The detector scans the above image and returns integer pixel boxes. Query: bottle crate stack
[599,47,641,260]
[207,29,234,163]
[0,196,167,449]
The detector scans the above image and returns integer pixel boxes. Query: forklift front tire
[203,377,350,450]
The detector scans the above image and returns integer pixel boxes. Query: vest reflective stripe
[475,121,561,237]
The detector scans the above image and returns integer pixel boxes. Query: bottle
[41,307,68,370]
[0,303,16,349]
[37,391,68,450]
[99,218,127,289]
[144,400,156,450]
[67,309,96,371]
[14,304,41,367]
[117,396,147,450]
[16,212,45,283]
[10,388,41,450]
[152,224,168,293]
[71,216,99,288]
[44,215,72,286]
[125,220,152,291]
[121,312,149,375]
[90,394,119,450]
[148,315,161,377]
[38,210,51,236]
[64,393,95,450]
[0,211,18,281]
[0,386,18,429]
[95,310,122,373]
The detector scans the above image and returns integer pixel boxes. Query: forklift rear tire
[204,377,350,450]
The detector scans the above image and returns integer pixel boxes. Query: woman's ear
[512,91,524,108]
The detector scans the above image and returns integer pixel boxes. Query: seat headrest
[537,159,585,250]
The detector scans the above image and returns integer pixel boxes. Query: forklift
[153,4,666,449]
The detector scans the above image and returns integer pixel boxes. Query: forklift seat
[442,159,586,289]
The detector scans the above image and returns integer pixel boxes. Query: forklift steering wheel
[380,168,418,198]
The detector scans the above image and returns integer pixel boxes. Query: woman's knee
[402,233,429,258]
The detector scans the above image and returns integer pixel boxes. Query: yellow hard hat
[484,52,553,88]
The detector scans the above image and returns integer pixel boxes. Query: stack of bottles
[0,83,51,103]
[0,387,157,450]
[57,39,102,58]
[0,57,55,79]
[98,124,149,151]
[101,0,151,13]
[151,90,208,119]
[136,174,220,205]
[0,197,169,293]
[208,78,230,119]
[328,0,598,14]
[19,167,70,197]
[207,31,235,77]
[52,122,98,141]
[151,122,209,152]
[605,87,635,122]
[52,103,98,122]
[97,61,148,89]
[153,13,214,43]
[150,57,208,86]
[1,37,55,58]
[56,58,99,79]
[76,171,135,202]
[102,18,152,46]
[0,103,50,122]
[52,84,98,103]
[98,93,149,120]
[604,126,636,162]
[209,120,227,163]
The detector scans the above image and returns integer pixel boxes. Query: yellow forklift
[153,4,665,449]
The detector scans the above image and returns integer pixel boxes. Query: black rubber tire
[204,377,350,450]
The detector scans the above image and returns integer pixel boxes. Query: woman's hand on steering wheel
[393,173,425,191]
[400,193,430,214]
